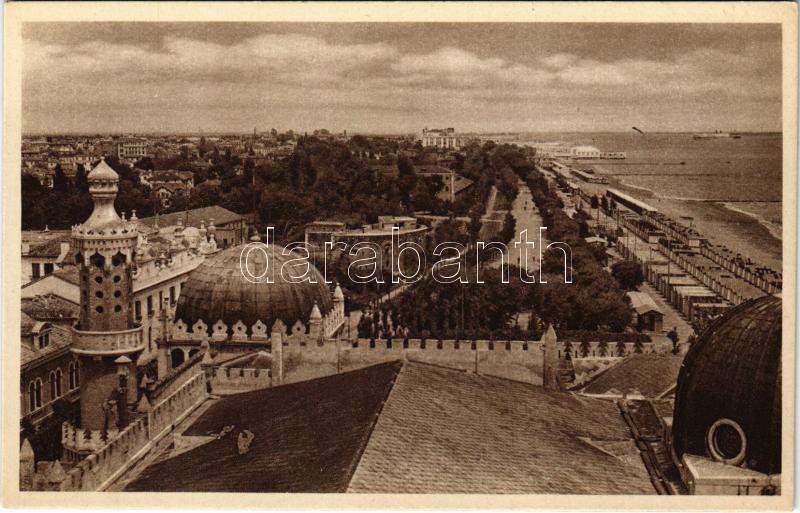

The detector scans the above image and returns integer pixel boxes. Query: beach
[524,132,783,271]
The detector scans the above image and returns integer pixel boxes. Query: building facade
[116,139,148,161]
[421,128,460,150]
[304,216,428,277]
[20,297,81,431]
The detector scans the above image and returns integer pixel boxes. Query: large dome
[175,244,333,331]
[672,295,781,475]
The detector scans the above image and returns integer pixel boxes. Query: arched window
[28,382,36,411]
[30,379,42,410]
[68,362,78,390]
[49,371,59,400]
[55,369,62,397]
[90,252,105,269]
[112,251,125,267]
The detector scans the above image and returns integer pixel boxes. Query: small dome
[87,159,119,182]
[672,295,781,474]
[175,244,333,331]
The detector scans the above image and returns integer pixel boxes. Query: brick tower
[71,159,143,431]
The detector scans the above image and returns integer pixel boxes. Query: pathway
[490,182,548,271]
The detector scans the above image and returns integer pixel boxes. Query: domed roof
[175,244,333,331]
[87,159,119,181]
[672,295,781,474]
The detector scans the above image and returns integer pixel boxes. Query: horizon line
[22,130,784,137]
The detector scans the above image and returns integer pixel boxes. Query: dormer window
[37,330,50,349]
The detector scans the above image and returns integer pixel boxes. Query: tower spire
[83,158,121,229]
[69,160,143,440]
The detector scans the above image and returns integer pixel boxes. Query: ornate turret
[69,159,143,435]
[541,325,559,391]
[309,303,323,339]
[331,283,346,334]
[270,319,285,386]
[309,303,322,320]
[19,439,34,490]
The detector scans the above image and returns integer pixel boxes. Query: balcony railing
[71,326,144,355]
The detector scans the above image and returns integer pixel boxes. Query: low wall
[150,352,204,402]
[563,340,659,358]
[52,370,207,491]
[59,417,150,491]
[208,367,272,394]
[282,338,545,385]
[148,372,207,443]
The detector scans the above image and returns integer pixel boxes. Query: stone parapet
[71,325,144,355]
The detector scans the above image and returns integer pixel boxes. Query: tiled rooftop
[347,362,656,494]
[26,233,73,258]
[21,320,72,367]
[21,294,79,322]
[580,355,683,398]
[125,361,658,494]
[125,361,401,492]
[627,291,663,315]
[138,205,244,229]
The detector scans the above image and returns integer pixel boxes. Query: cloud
[21,30,782,133]
[390,47,555,89]
[392,47,505,75]
[541,53,579,69]
[25,33,397,85]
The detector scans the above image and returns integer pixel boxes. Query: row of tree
[518,167,634,332]
[359,264,534,341]
[22,157,157,230]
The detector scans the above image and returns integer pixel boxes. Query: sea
[519,132,784,271]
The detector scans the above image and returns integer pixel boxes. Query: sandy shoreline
[720,202,783,242]
[579,178,783,272]
[614,183,783,271]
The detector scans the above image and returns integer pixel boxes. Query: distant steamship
[693,130,741,139]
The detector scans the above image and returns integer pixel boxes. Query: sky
[22,22,782,134]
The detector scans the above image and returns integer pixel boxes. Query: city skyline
[23,22,782,134]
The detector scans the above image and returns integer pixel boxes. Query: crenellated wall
[207,366,272,394]
[147,372,206,444]
[24,309,669,492]
[336,338,545,385]
[165,314,663,388]
[24,369,207,491]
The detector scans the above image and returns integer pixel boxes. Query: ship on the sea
[693,130,741,139]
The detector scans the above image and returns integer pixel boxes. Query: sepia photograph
[2,2,796,509]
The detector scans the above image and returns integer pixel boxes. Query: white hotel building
[421,128,460,150]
